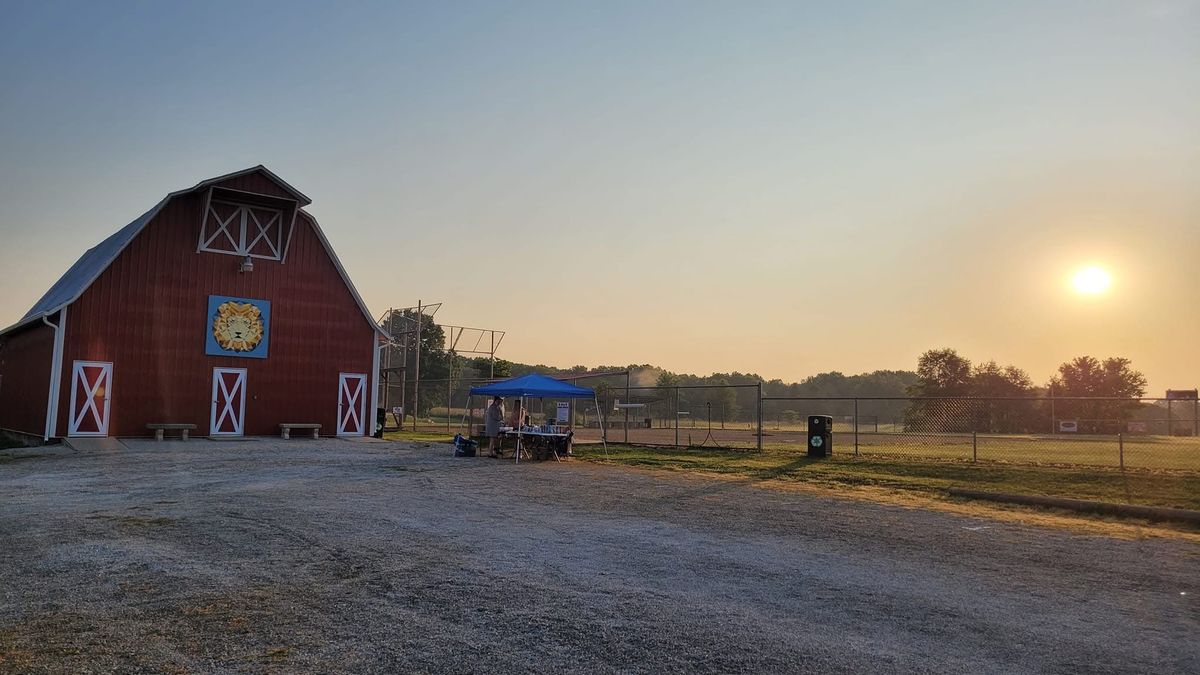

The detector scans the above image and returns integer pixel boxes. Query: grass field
[383,429,460,444]
[570,444,1200,511]
[405,415,1200,471]
[383,429,1200,511]
[567,427,1200,471]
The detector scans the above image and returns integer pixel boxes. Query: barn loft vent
[199,201,284,260]
[196,186,299,263]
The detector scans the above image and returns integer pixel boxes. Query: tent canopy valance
[469,373,594,399]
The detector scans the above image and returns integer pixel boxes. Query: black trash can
[808,415,832,458]
[374,408,386,439]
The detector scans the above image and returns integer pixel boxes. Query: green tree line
[904,348,1149,434]
[385,317,1161,435]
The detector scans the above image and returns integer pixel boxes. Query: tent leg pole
[596,394,608,459]
[458,394,472,436]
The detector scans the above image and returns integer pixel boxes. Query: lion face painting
[212,301,264,352]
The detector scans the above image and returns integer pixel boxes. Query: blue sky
[1,1,1197,389]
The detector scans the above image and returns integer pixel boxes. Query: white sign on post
[556,401,570,423]
[1059,420,1078,433]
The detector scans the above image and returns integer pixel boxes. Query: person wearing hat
[485,395,505,458]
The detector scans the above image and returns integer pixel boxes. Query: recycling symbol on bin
[810,436,824,448]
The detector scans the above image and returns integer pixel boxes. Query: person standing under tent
[509,398,525,428]
[485,396,505,458]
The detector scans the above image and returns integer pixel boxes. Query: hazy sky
[1,1,1197,391]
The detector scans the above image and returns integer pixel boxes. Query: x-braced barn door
[211,368,247,436]
[68,361,113,437]
[337,373,367,436]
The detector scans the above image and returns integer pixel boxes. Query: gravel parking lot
[1,439,1197,673]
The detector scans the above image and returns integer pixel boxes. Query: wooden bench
[146,423,196,441]
[279,423,321,440]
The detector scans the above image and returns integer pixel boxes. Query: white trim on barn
[337,373,368,436]
[68,360,112,437]
[199,201,284,261]
[369,335,382,437]
[210,367,247,436]
[42,306,67,440]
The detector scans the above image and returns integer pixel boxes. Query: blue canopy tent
[468,373,607,461]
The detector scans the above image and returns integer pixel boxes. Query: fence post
[674,386,680,448]
[412,300,422,432]
[756,382,763,452]
[624,372,630,444]
[1119,433,1124,471]
[854,398,859,456]
[971,398,977,462]
[571,378,577,427]
[1049,387,1055,435]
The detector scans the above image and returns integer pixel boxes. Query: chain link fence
[382,372,1200,472]
[762,396,1200,470]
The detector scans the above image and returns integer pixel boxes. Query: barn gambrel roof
[1,166,386,339]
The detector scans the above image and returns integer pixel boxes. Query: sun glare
[1072,266,1112,295]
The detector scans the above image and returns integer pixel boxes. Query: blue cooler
[453,434,479,457]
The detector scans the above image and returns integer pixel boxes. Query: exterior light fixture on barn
[0,166,388,441]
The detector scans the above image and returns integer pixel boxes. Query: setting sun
[1072,266,1112,295]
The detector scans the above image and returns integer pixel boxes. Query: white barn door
[211,368,247,436]
[337,373,367,436]
[68,361,112,437]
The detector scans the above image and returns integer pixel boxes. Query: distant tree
[779,370,918,422]
[1049,356,1147,433]
[383,310,449,417]
[910,348,973,397]
[654,371,680,420]
[971,361,1032,397]
[593,381,614,429]
[490,358,514,378]
[471,358,923,429]
[1051,356,1147,399]
[712,378,739,428]
[906,349,973,432]
[971,361,1035,432]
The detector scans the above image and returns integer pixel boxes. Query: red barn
[0,166,385,441]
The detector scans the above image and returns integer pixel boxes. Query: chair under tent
[462,373,608,463]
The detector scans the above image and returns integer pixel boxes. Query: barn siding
[0,320,55,436]
[211,172,298,201]
[55,179,375,438]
